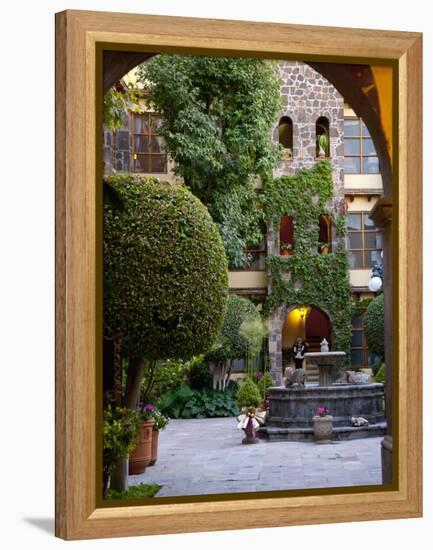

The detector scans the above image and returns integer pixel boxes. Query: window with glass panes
[351,314,371,367]
[347,212,382,269]
[344,118,379,174]
[235,223,267,271]
[131,112,167,173]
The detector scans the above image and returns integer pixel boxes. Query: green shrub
[188,358,212,391]
[106,483,161,500]
[158,385,239,418]
[375,363,386,384]
[236,376,262,408]
[103,175,228,361]
[257,371,275,397]
[364,294,384,359]
[103,406,141,492]
[151,408,169,431]
[143,358,191,403]
[206,295,262,362]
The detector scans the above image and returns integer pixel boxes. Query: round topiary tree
[205,295,264,389]
[104,175,228,409]
[364,293,384,359]
[236,376,262,408]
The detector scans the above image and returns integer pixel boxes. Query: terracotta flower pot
[149,429,159,466]
[128,418,154,475]
[312,414,333,444]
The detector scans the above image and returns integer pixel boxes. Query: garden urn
[128,418,154,474]
[312,414,333,444]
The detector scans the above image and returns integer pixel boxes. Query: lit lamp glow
[368,276,383,293]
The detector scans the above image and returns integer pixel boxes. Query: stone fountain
[259,348,386,441]
[304,350,346,385]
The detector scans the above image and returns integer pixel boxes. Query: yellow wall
[346,195,379,212]
[228,271,268,290]
[349,269,372,288]
[345,174,383,190]
[282,309,306,349]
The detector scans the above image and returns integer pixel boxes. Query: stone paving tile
[130,417,384,497]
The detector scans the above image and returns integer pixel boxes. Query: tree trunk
[124,357,145,409]
[109,357,145,493]
[225,359,233,390]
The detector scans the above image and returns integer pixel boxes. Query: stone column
[269,306,285,385]
[370,197,393,484]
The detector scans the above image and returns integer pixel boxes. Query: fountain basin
[259,383,386,441]
[305,351,346,385]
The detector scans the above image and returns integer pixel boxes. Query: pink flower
[145,404,154,412]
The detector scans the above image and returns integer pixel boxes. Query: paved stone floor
[130,417,383,497]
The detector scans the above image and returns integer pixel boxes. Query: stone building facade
[267,61,346,384]
[103,59,384,381]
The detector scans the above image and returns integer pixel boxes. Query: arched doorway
[306,307,331,351]
[280,305,331,370]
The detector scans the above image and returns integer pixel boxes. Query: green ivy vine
[262,160,352,362]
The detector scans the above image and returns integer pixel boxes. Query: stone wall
[268,61,345,384]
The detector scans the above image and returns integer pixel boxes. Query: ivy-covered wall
[262,161,352,382]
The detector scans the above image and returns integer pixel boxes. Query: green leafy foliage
[103,406,141,480]
[262,161,352,362]
[103,88,143,131]
[151,408,169,431]
[103,175,228,361]
[257,371,275,397]
[143,357,192,403]
[158,385,239,418]
[136,55,282,267]
[206,295,262,361]
[188,358,212,391]
[106,483,161,500]
[240,317,268,359]
[364,293,384,359]
[374,363,386,384]
[236,376,262,408]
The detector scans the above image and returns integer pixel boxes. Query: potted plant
[320,242,331,255]
[128,404,155,475]
[317,132,329,158]
[312,406,333,444]
[103,406,141,496]
[149,408,169,467]
[236,377,264,443]
[280,243,293,256]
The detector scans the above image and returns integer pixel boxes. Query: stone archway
[269,304,333,384]
[103,53,394,483]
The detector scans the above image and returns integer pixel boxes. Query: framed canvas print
[55,10,423,540]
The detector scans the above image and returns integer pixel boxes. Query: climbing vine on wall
[262,161,352,362]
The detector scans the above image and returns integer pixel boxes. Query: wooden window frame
[344,116,380,174]
[347,211,382,269]
[351,313,370,367]
[55,10,422,540]
[131,111,167,174]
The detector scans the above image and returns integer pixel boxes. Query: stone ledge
[258,422,387,442]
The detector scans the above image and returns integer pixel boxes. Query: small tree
[236,377,262,408]
[137,55,282,267]
[364,293,385,359]
[104,176,228,489]
[205,295,263,389]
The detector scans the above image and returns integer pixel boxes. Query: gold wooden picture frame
[55,9,422,540]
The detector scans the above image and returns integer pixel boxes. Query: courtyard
[130,418,383,497]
